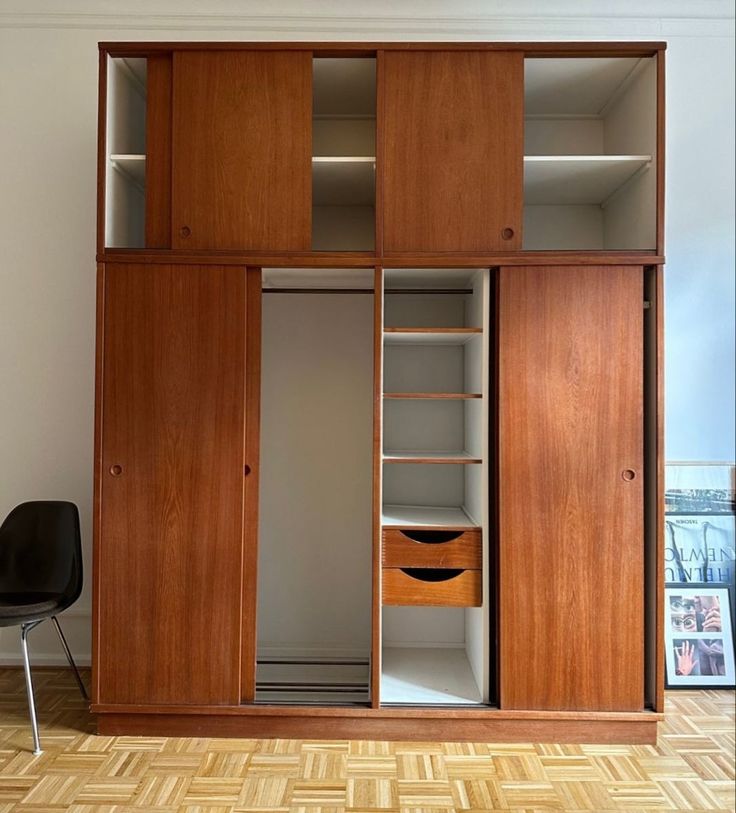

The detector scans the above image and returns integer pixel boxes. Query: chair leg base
[20,621,43,755]
[51,616,88,702]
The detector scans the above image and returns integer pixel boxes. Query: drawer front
[382,528,481,569]
[382,568,482,607]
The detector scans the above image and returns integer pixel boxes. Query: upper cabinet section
[171,51,311,251]
[381,51,524,253]
[523,56,658,250]
[100,43,663,256]
[312,57,376,251]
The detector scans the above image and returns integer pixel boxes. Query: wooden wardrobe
[92,41,666,743]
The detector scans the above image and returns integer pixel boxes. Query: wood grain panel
[371,267,383,708]
[97,263,247,705]
[145,54,172,248]
[171,50,311,250]
[382,529,481,569]
[381,51,523,252]
[97,711,657,743]
[382,568,481,606]
[98,249,665,268]
[96,50,107,254]
[499,265,644,712]
[241,268,262,702]
[656,50,666,256]
[102,41,666,56]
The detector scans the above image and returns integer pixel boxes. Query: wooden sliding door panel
[98,263,247,705]
[171,50,311,250]
[381,50,523,252]
[499,265,644,711]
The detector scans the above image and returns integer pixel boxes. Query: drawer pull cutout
[399,530,463,544]
[400,568,464,582]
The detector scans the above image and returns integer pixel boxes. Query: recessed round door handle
[109,464,123,477]
[501,227,515,240]
[244,464,251,476]
[179,225,191,238]
[622,469,637,482]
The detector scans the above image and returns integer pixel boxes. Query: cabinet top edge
[99,41,666,57]
[97,250,666,268]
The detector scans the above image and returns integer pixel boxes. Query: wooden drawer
[382,528,481,569]
[382,568,482,607]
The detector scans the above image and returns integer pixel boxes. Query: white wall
[0,0,733,664]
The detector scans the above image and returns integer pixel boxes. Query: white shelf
[312,157,375,206]
[110,154,145,189]
[381,647,483,705]
[382,504,477,529]
[524,155,651,206]
[383,450,481,464]
[384,329,481,346]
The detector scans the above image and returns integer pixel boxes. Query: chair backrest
[0,501,83,606]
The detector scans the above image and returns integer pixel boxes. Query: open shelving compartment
[105,56,147,248]
[312,57,376,251]
[523,55,658,249]
[380,268,492,706]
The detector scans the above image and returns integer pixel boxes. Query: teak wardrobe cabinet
[93,41,666,743]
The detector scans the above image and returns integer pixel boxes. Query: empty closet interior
[256,268,375,704]
[312,57,376,251]
[105,57,146,248]
[380,268,492,706]
[523,55,657,250]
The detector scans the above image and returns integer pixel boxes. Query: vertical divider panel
[655,51,666,257]
[463,269,491,702]
[375,52,385,257]
[372,266,384,707]
[643,265,665,711]
[241,267,262,702]
[145,54,172,249]
[96,51,108,254]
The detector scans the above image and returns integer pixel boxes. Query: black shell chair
[0,501,88,754]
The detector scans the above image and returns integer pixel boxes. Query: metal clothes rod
[261,288,473,295]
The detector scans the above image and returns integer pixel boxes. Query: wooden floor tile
[0,670,732,812]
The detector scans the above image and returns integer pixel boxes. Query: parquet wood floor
[0,668,733,812]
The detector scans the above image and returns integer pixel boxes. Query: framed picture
[665,583,736,688]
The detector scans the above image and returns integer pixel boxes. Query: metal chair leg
[20,621,43,756]
[51,616,88,701]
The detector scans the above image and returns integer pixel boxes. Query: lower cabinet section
[93,263,661,741]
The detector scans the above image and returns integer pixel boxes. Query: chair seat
[0,592,64,625]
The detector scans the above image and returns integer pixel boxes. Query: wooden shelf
[384,393,481,400]
[384,328,481,345]
[524,155,652,206]
[383,450,481,464]
[110,154,145,188]
[382,504,478,529]
[312,157,375,206]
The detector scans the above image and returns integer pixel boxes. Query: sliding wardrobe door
[498,265,644,711]
[171,50,311,250]
[95,263,248,705]
[381,50,523,252]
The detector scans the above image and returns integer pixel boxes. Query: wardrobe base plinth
[95,708,660,744]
